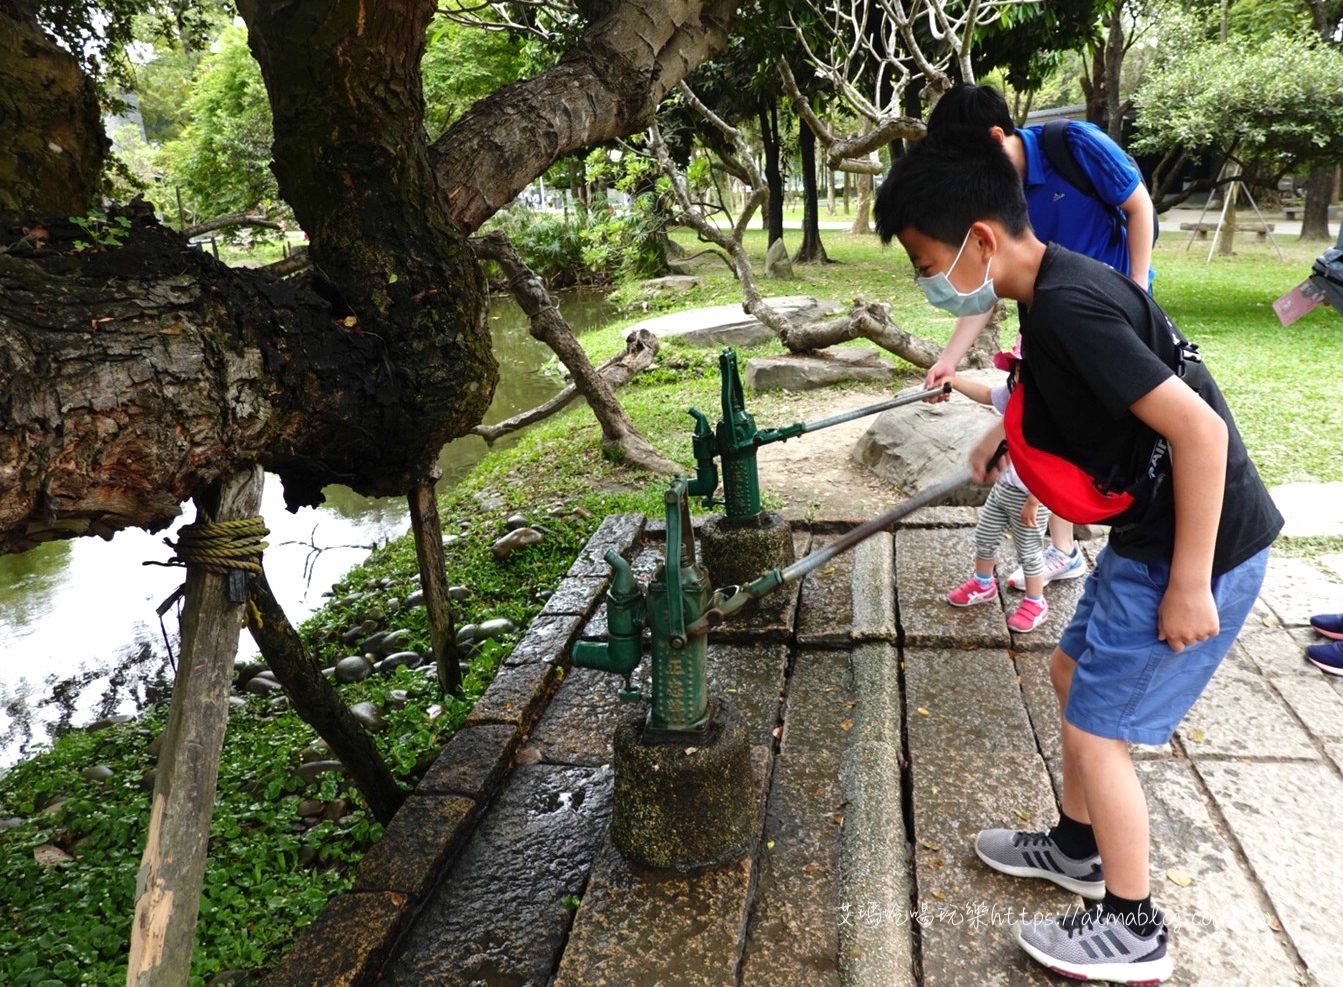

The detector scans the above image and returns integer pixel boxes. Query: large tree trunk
[0,207,485,554]
[1301,165,1335,241]
[0,1,737,555]
[0,7,106,221]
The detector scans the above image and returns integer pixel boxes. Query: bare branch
[179,214,282,239]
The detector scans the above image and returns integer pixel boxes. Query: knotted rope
[160,516,270,575]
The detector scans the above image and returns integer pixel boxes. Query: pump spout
[571,548,645,679]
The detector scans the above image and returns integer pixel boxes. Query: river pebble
[492,527,543,559]
[348,702,386,732]
[334,656,373,683]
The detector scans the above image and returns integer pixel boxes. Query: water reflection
[0,289,615,764]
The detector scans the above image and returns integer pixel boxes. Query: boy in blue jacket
[874,127,1282,984]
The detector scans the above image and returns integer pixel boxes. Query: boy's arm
[968,420,1007,485]
[1119,183,1156,289]
[1128,376,1229,652]
[948,375,993,406]
[924,311,994,396]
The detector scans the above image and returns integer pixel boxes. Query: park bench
[1180,221,1276,240]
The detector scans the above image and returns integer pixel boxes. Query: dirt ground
[749,387,910,517]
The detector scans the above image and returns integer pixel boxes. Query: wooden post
[127,466,264,987]
[407,475,461,695]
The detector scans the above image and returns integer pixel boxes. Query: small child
[945,341,1050,633]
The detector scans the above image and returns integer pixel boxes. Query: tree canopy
[1132,31,1343,173]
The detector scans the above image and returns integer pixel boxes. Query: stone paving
[263,508,1343,987]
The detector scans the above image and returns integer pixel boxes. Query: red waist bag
[1003,384,1139,524]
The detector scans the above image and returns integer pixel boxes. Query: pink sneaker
[948,576,998,607]
[1008,597,1049,632]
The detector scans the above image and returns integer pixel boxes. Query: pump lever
[685,465,976,637]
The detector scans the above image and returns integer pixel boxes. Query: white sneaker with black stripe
[974,828,1105,899]
[1016,904,1172,984]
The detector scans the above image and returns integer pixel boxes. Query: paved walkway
[263,508,1343,987]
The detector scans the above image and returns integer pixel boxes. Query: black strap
[1040,120,1124,247]
[1040,120,1099,200]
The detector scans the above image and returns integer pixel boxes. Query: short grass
[3,216,1339,985]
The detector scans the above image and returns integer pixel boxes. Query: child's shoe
[947,575,997,607]
[1306,639,1343,676]
[1309,612,1343,640]
[1015,905,1172,984]
[974,827,1105,898]
[1006,545,1086,590]
[1007,596,1048,632]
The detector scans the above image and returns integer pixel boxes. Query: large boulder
[764,237,794,279]
[628,296,839,348]
[850,370,1003,506]
[745,347,899,392]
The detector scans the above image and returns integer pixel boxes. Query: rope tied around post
[162,516,270,575]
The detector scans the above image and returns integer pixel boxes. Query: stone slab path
[263,509,1343,987]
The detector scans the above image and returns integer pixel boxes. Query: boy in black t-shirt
[873,128,1282,984]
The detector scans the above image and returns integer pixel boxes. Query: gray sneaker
[974,828,1105,899]
[1016,905,1172,984]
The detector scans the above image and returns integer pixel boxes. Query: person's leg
[1004,489,1049,630]
[1065,723,1148,899]
[949,487,1008,606]
[1047,512,1074,555]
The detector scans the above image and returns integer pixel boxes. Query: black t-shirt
[1017,244,1282,575]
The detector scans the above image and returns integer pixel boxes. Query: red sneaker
[1007,597,1049,632]
[947,576,998,607]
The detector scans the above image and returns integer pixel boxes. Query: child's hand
[1019,496,1038,528]
[1157,583,1220,652]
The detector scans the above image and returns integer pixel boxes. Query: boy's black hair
[873,126,1030,247]
[926,82,1016,136]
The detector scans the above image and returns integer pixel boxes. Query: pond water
[0,290,617,766]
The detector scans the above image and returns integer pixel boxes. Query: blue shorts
[1058,545,1269,745]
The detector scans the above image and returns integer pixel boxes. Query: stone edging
[259,513,646,987]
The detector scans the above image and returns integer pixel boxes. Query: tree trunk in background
[793,120,828,264]
[0,10,106,221]
[1104,0,1126,144]
[1301,165,1334,241]
[849,173,873,236]
[760,98,785,247]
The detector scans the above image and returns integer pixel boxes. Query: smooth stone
[84,714,133,732]
[375,629,413,657]
[292,760,347,786]
[504,514,529,530]
[334,656,373,683]
[80,765,114,782]
[349,702,387,732]
[402,589,425,609]
[764,236,794,279]
[492,527,544,560]
[475,617,519,641]
[244,676,284,697]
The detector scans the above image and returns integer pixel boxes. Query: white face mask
[916,229,998,317]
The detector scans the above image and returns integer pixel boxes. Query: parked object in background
[1274,224,1343,325]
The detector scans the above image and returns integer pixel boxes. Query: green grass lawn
[632,223,1342,487]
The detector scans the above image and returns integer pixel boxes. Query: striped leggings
[975,482,1051,578]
